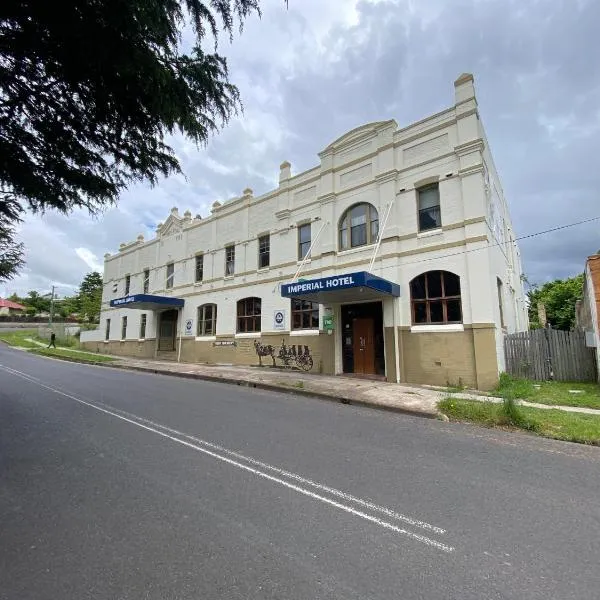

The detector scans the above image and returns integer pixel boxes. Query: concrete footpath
[7,340,600,419]
[108,357,600,418]
[110,357,447,418]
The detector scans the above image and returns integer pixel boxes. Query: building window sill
[224,276,234,281]
[194,281,203,286]
[296,258,311,266]
[410,324,464,333]
[138,338,146,342]
[235,332,261,339]
[257,267,270,274]
[195,335,217,342]
[417,228,443,239]
[337,243,376,258]
[290,329,320,336]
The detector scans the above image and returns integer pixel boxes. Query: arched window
[197,304,217,336]
[339,203,379,250]
[237,297,261,333]
[410,271,462,324]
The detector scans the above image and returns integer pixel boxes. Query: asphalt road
[1,344,599,600]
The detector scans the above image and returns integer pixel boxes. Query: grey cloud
[10,0,600,295]
[274,0,600,283]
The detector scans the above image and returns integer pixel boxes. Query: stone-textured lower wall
[179,332,330,374]
[81,339,156,358]
[84,327,499,390]
[85,333,332,374]
[399,325,498,390]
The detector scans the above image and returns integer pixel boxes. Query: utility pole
[49,285,56,327]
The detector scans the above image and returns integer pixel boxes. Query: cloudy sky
[5,0,599,298]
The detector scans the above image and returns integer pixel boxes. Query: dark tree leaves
[527,274,585,331]
[0,0,268,223]
[79,271,103,322]
[0,219,24,282]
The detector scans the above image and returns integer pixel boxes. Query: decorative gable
[320,120,397,156]
[159,213,183,237]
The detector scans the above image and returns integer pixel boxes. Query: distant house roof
[0,298,26,310]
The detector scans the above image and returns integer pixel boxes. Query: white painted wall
[98,75,528,373]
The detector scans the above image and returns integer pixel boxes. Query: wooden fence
[504,329,597,382]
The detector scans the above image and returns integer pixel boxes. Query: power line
[394,215,600,269]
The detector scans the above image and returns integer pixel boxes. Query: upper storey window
[339,203,379,250]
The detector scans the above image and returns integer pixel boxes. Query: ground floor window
[140,314,147,339]
[121,316,127,340]
[291,299,319,329]
[410,270,462,324]
[237,297,261,332]
[105,318,111,341]
[197,304,217,336]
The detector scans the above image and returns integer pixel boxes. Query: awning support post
[292,220,327,282]
[177,307,183,363]
[368,201,394,274]
[392,296,401,383]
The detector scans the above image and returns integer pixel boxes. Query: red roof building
[0,298,27,315]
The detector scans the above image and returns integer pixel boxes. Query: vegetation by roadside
[0,329,39,348]
[439,397,600,446]
[28,348,116,364]
[494,373,600,410]
[1,329,115,365]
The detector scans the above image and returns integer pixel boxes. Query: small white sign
[185,319,194,336]
[273,310,286,330]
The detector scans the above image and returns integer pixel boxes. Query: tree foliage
[527,274,584,331]
[1,1,285,276]
[0,220,24,281]
[79,271,103,322]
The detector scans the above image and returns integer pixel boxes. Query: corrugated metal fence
[504,329,597,382]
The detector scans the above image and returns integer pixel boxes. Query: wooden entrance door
[158,309,178,351]
[353,318,375,375]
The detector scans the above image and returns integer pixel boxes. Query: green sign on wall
[323,315,334,331]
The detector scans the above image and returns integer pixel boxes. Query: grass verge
[0,329,39,348]
[28,348,116,364]
[439,397,600,445]
[494,373,600,410]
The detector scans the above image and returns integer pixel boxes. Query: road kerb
[107,363,441,420]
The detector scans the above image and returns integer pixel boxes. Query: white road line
[79,400,447,535]
[0,363,446,535]
[0,363,454,552]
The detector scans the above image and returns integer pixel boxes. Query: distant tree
[24,290,51,314]
[79,272,103,322]
[0,221,24,282]
[527,274,584,331]
[57,294,81,318]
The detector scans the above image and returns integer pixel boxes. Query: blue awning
[109,294,184,310]
[281,271,400,303]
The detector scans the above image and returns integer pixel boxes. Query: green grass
[0,329,39,348]
[29,348,116,364]
[439,397,600,445]
[495,373,600,410]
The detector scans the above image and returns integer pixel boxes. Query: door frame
[352,317,376,375]
[157,309,178,352]
[337,299,387,378]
